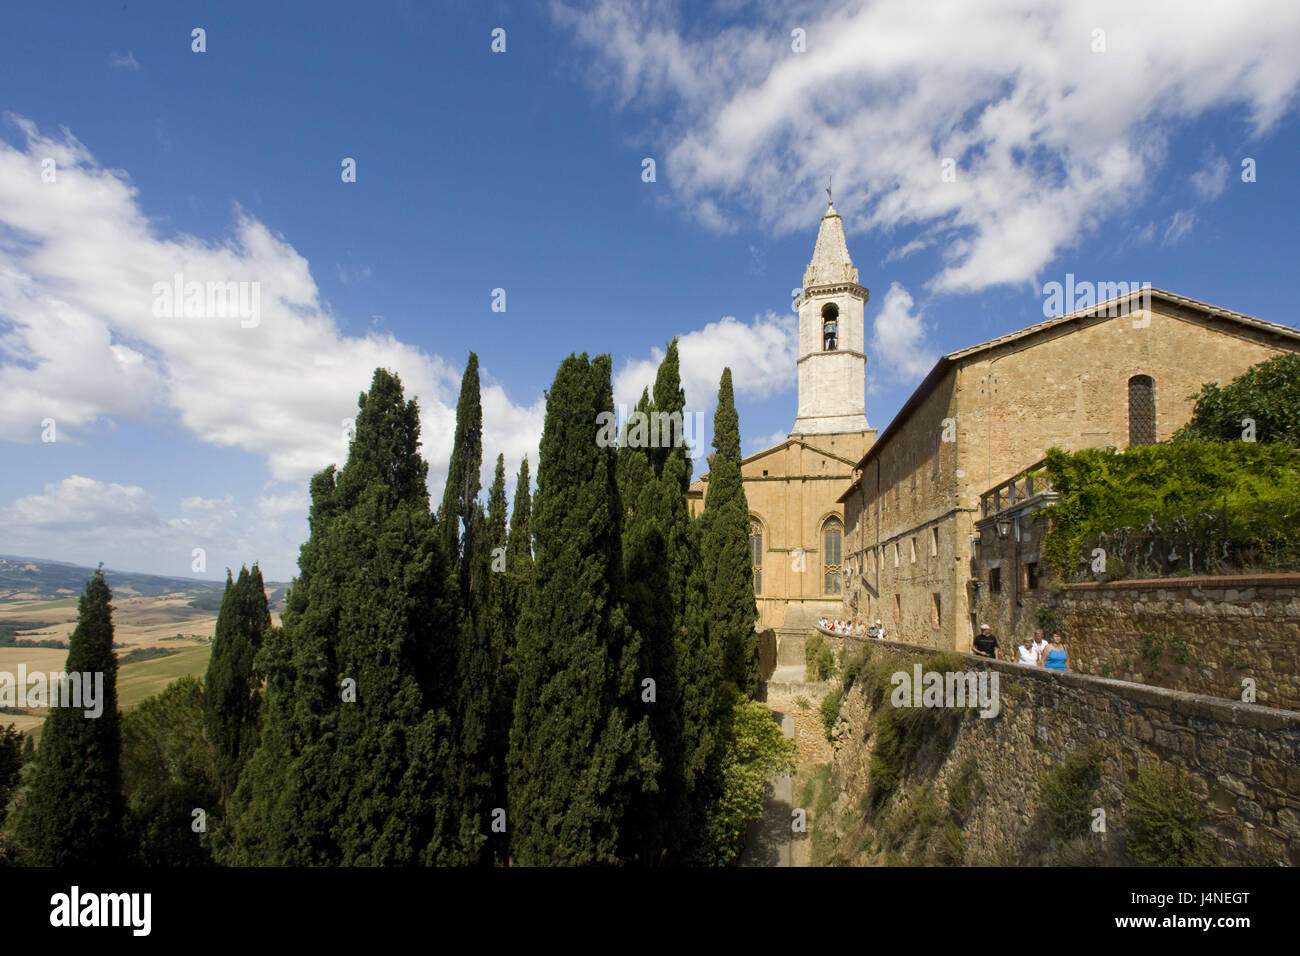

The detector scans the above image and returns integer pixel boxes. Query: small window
[931,527,939,557]
[893,542,900,567]
[750,518,763,595]
[1023,562,1039,591]
[893,594,901,622]
[822,302,839,351]
[910,469,917,492]
[990,567,1002,593]
[1128,374,1156,446]
[931,593,941,628]
[910,537,917,563]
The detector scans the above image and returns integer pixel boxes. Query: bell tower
[791,200,870,437]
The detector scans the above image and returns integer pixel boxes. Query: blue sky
[2,0,1298,581]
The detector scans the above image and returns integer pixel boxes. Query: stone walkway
[738,710,795,867]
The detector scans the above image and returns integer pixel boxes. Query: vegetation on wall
[1040,440,1300,579]
[805,633,836,681]
[1124,764,1219,866]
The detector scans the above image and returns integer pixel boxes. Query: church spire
[803,199,859,290]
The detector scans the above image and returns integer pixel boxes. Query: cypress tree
[441,353,495,864]
[228,369,459,865]
[651,337,690,483]
[619,394,671,863]
[621,343,725,862]
[203,565,269,819]
[504,455,533,618]
[616,388,654,518]
[441,353,483,572]
[480,454,512,863]
[508,353,656,864]
[17,567,124,865]
[0,724,23,813]
[701,368,760,695]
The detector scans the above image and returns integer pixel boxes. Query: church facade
[688,201,876,632]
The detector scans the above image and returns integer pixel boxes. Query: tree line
[0,340,794,866]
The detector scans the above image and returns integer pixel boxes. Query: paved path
[738,710,796,867]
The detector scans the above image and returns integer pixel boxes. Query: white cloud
[745,429,790,456]
[109,51,139,71]
[613,310,797,413]
[0,475,305,580]
[1163,209,1197,245]
[870,282,934,386]
[554,0,1300,293]
[1190,153,1231,200]
[0,116,541,497]
[0,117,547,577]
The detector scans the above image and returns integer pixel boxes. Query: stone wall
[1058,574,1300,711]
[816,637,1300,866]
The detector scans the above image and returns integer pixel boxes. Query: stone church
[837,289,1300,652]
[689,200,876,637]
[691,198,1300,654]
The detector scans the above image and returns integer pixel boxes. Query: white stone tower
[791,200,870,436]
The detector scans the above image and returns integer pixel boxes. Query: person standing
[1015,636,1039,665]
[972,623,1000,660]
[1031,629,1049,666]
[1042,632,1069,672]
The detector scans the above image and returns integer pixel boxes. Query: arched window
[1128,374,1156,446]
[822,517,843,595]
[821,302,839,351]
[750,517,763,595]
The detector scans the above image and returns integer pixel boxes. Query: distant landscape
[0,555,286,740]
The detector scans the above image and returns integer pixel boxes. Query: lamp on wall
[996,518,1012,538]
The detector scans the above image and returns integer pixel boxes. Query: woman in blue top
[1043,632,1068,672]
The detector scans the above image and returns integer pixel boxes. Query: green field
[115,644,213,710]
[1,643,213,744]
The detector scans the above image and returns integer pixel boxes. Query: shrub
[1039,742,1104,840]
[819,689,842,740]
[947,756,983,820]
[1124,765,1218,866]
[805,633,836,681]
[936,820,964,865]
[840,646,871,693]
